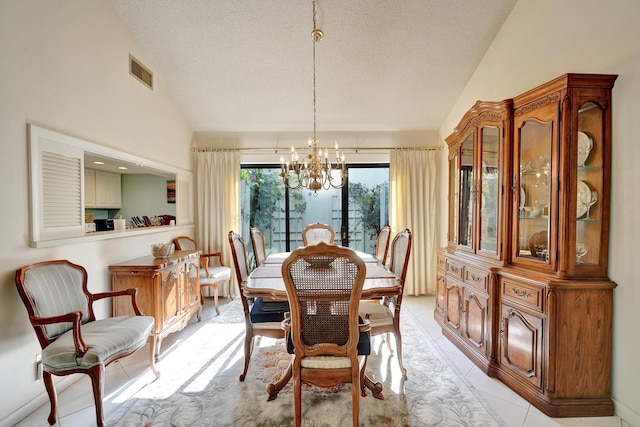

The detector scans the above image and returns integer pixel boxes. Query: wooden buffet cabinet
[110,250,201,361]
[435,74,617,417]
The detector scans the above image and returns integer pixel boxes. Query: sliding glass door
[241,164,389,267]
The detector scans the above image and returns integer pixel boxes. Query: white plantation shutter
[177,173,193,224]
[29,125,85,243]
[42,151,83,227]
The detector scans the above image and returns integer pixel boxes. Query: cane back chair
[281,242,371,427]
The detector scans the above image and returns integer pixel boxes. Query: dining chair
[250,226,267,267]
[374,225,391,266]
[228,231,288,381]
[15,260,159,427]
[281,242,371,427]
[301,222,335,245]
[359,228,412,377]
[174,235,231,316]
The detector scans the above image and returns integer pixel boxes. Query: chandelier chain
[279,0,347,194]
[312,0,318,139]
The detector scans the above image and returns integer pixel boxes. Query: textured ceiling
[111,0,517,133]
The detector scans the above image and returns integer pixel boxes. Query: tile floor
[14,296,628,427]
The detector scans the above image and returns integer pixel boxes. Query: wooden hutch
[435,74,617,417]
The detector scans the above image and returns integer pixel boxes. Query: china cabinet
[437,100,511,369]
[110,250,201,361]
[437,74,617,417]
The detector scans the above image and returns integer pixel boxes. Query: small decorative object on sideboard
[151,243,175,259]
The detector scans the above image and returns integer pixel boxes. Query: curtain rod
[191,145,442,153]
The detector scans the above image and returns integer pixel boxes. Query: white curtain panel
[195,150,241,298]
[389,149,438,295]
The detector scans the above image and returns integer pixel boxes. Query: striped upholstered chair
[15,260,159,427]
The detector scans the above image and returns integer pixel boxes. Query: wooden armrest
[200,256,210,278]
[30,311,88,357]
[93,288,144,315]
[201,252,225,266]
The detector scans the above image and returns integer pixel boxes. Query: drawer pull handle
[470,274,481,282]
[511,287,532,298]
[450,266,460,273]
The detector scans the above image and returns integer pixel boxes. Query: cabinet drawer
[501,279,543,312]
[446,260,464,280]
[465,268,488,291]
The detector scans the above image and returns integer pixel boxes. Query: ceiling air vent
[129,54,153,90]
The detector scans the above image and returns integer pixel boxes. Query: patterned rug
[108,300,506,427]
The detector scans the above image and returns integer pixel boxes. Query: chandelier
[280,0,347,194]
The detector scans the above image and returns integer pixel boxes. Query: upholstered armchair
[15,260,159,427]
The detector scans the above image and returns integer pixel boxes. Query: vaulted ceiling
[111,0,517,134]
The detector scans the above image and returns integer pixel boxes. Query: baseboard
[614,398,639,427]
[0,375,81,427]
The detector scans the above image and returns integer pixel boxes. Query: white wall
[438,0,640,424]
[0,1,194,424]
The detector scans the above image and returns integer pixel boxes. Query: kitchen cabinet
[109,250,201,361]
[84,168,96,208]
[85,169,121,209]
[436,74,617,417]
[95,170,121,208]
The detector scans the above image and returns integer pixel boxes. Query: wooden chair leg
[213,283,220,315]
[43,371,58,426]
[352,369,360,427]
[394,329,407,377]
[226,279,234,300]
[148,336,160,378]
[87,364,106,427]
[239,332,254,381]
[293,375,302,427]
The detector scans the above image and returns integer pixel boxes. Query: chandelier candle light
[280,0,348,194]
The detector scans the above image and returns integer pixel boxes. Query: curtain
[195,150,241,297]
[389,149,438,295]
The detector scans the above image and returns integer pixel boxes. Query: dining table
[243,250,401,401]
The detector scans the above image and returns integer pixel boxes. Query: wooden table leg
[266,362,292,401]
[363,374,384,400]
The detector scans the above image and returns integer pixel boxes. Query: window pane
[240,168,286,267]
[241,164,389,261]
[347,168,389,254]
[289,170,342,247]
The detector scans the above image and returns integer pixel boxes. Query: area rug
[108,300,506,427]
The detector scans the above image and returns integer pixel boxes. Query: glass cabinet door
[458,133,474,248]
[448,151,459,246]
[574,102,603,269]
[515,119,552,263]
[479,126,499,254]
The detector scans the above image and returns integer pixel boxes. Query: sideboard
[110,250,201,361]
